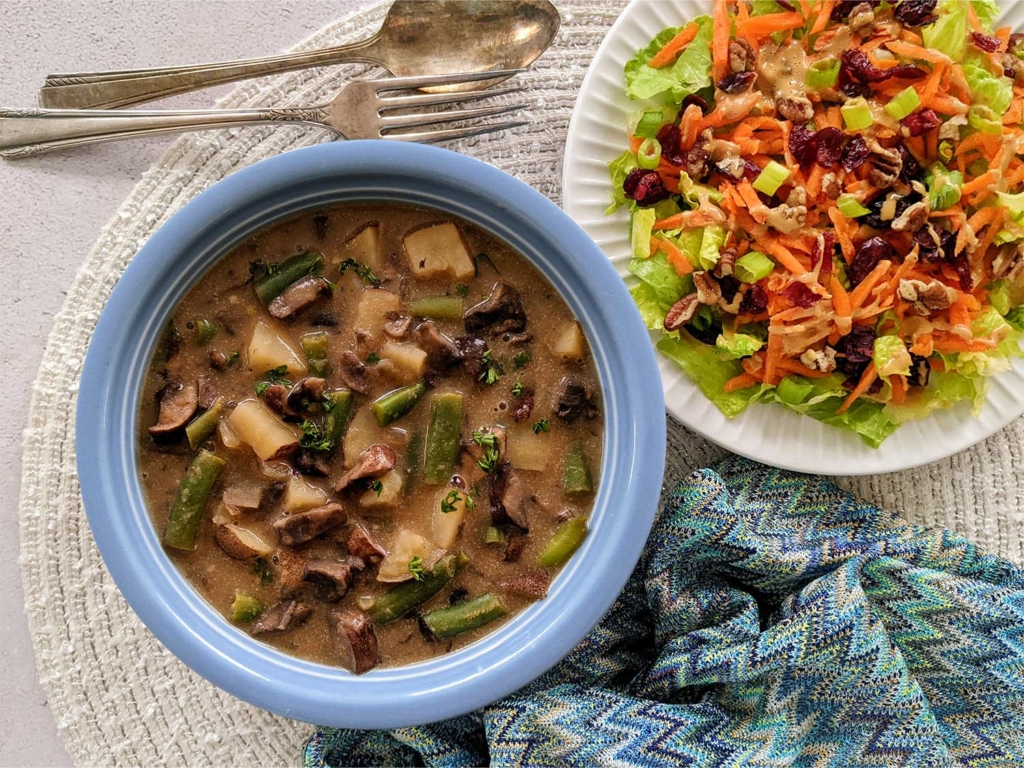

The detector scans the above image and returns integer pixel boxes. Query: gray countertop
[0,2,361,764]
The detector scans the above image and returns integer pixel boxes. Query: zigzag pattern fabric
[305,457,1024,767]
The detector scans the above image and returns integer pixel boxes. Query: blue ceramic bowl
[77,141,666,728]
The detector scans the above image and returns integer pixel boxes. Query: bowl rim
[76,141,666,729]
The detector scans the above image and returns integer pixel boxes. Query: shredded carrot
[757,238,808,276]
[885,40,953,65]
[724,372,760,393]
[828,208,855,261]
[830,275,851,318]
[889,375,907,404]
[648,22,700,69]
[806,164,825,199]
[650,236,694,276]
[812,0,836,34]
[712,0,730,82]
[910,334,934,357]
[775,359,833,378]
[837,363,878,414]
[736,11,805,39]
[933,336,994,354]
[849,260,892,309]
[962,172,997,198]
[763,333,783,383]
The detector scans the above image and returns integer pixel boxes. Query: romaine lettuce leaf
[698,225,726,270]
[628,252,691,310]
[624,16,714,103]
[873,336,912,377]
[964,63,1012,115]
[923,0,968,62]
[715,332,764,360]
[657,334,756,418]
[631,209,656,260]
[630,282,665,331]
[883,371,986,423]
[606,150,638,214]
[972,0,1000,29]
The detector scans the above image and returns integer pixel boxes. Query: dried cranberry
[623,169,670,207]
[907,353,931,387]
[970,32,1002,53]
[656,124,686,166]
[831,0,878,22]
[894,0,937,26]
[812,232,836,273]
[840,135,870,171]
[839,75,871,98]
[717,71,757,94]
[815,127,847,169]
[842,50,891,84]
[888,64,927,80]
[1006,67,1017,79]
[848,236,893,285]
[740,283,768,314]
[865,190,921,230]
[835,326,876,378]
[953,253,972,291]
[784,282,821,308]
[681,94,709,115]
[901,108,941,137]
[896,143,924,183]
[789,125,818,171]
[719,275,741,304]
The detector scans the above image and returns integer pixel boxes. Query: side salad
[609,0,1024,446]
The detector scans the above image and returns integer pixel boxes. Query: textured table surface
[0,2,359,765]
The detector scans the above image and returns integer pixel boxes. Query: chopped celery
[836,194,871,218]
[637,138,662,170]
[841,98,873,131]
[884,87,921,121]
[752,160,790,196]
[805,58,840,90]
[734,251,774,283]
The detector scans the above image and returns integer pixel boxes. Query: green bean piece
[185,397,226,451]
[421,593,508,638]
[422,393,464,484]
[367,552,467,624]
[231,591,265,623]
[322,389,354,448]
[484,526,508,545]
[252,251,323,306]
[563,442,594,496]
[163,449,226,551]
[408,296,464,321]
[192,317,217,345]
[302,331,330,376]
[371,381,427,427]
[538,516,588,568]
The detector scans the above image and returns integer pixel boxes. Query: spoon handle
[0,107,335,158]
[38,37,382,110]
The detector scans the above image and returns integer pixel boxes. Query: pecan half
[693,271,723,305]
[728,38,756,73]
[898,278,958,315]
[867,144,902,188]
[777,95,814,124]
[716,247,738,278]
[848,2,875,33]
[664,294,700,331]
[890,200,930,233]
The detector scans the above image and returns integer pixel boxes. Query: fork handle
[39,37,381,110]
[0,107,332,158]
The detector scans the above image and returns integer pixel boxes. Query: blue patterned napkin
[305,457,1024,767]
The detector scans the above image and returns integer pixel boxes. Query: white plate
[563,0,1024,475]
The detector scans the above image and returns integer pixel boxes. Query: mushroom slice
[148,381,198,436]
[347,524,386,564]
[251,596,313,635]
[497,568,550,600]
[286,377,327,415]
[553,376,599,423]
[273,502,348,546]
[463,282,526,335]
[302,558,357,603]
[267,275,332,320]
[334,444,397,492]
[338,351,371,395]
[453,336,489,380]
[215,524,275,560]
[413,321,460,371]
[327,609,379,675]
[489,461,529,530]
[197,376,218,410]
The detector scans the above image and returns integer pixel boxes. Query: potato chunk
[508,428,551,472]
[359,469,404,508]
[282,476,329,512]
[353,289,402,345]
[404,222,475,280]
[341,224,381,271]
[227,399,301,461]
[552,321,587,363]
[344,407,385,467]
[377,529,440,582]
[381,342,427,380]
[247,321,307,375]
[431,487,468,548]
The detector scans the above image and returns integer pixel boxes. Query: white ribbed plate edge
[562,0,1024,475]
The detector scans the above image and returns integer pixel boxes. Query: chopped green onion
[938,140,954,164]
[836,194,871,218]
[734,251,774,283]
[805,58,840,90]
[841,98,873,131]
[926,166,963,211]
[485,526,507,545]
[884,87,921,121]
[636,138,662,170]
[776,376,814,406]
[752,160,791,196]
[968,104,1003,136]
[634,110,665,139]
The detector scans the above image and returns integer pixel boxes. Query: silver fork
[0,70,527,159]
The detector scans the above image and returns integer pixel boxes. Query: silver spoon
[38,0,560,110]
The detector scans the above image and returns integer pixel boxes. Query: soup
[138,203,603,673]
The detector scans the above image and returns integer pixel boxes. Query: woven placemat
[18,1,1024,764]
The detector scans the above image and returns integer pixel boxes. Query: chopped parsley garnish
[321,396,335,413]
[299,420,334,452]
[455,284,469,297]
[483,367,501,385]
[369,479,384,496]
[366,352,381,365]
[254,364,292,396]
[338,258,379,285]
[512,351,532,370]
[479,350,503,385]
[408,555,425,581]
[511,382,524,397]
[477,447,500,474]
[472,430,499,448]
[226,351,240,367]
[464,491,476,511]
[532,419,550,434]
[441,490,462,514]
[253,557,274,586]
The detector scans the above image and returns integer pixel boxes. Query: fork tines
[374,69,529,143]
